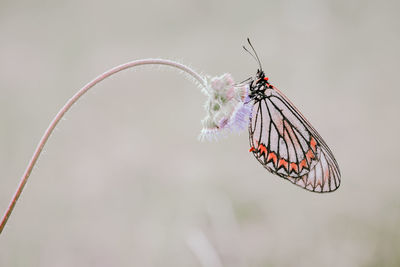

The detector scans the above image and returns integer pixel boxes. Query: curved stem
[0,59,207,235]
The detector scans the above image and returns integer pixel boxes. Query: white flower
[199,73,252,141]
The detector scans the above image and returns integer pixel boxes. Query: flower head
[199,73,252,141]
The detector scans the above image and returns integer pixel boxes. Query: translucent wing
[249,86,341,193]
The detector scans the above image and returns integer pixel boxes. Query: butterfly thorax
[249,70,274,101]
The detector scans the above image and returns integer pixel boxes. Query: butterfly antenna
[247,38,262,71]
[242,45,258,64]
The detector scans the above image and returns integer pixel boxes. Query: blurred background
[0,0,399,266]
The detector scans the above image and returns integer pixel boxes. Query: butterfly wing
[249,86,341,193]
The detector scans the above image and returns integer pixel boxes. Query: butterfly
[243,39,341,193]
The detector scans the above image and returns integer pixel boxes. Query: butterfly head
[255,69,266,83]
[243,39,271,97]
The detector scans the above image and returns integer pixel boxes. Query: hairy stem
[0,59,207,235]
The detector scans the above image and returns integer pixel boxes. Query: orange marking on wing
[267,152,278,166]
[249,146,255,152]
[258,144,267,155]
[278,158,289,171]
[305,150,315,164]
[310,137,317,152]
[264,77,269,81]
[289,162,298,173]
[299,159,308,171]
[323,169,330,183]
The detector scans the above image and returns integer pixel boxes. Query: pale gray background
[0,0,399,266]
